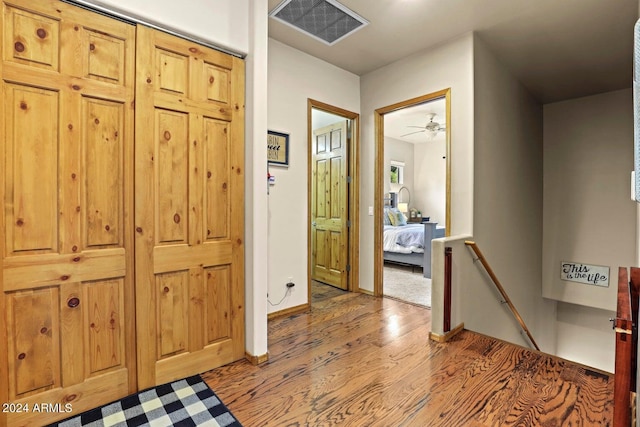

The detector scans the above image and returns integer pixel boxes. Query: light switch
[368,206,373,216]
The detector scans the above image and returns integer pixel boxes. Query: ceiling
[268,0,639,105]
[384,98,446,145]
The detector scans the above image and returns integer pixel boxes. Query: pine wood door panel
[157,270,189,358]
[4,84,59,254]
[204,118,230,240]
[157,48,189,95]
[205,63,230,103]
[155,109,189,244]
[83,98,125,248]
[7,287,60,398]
[135,26,244,389]
[206,265,232,343]
[1,1,136,425]
[311,121,349,289]
[84,278,125,376]
[3,6,60,71]
[85,30,126,84]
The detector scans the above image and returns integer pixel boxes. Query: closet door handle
[67,297,80,308]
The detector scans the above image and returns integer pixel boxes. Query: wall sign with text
[560,261,609,287]
[267,130,289,166]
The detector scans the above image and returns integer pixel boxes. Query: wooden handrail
[465,240,540,351]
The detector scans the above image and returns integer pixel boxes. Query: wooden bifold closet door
[0,2,245,425]
[0,1,136,425]
[134,26,245,389]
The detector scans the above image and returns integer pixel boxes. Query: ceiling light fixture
[269,0,369,46]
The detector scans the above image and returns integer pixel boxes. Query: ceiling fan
[401,113,446,139]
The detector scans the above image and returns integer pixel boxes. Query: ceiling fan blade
[406,125,427,129]
[400,130,426,137]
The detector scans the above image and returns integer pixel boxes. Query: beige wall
[430,35,632,370]
[384,137,446,225]
[556,302,616,372]
[245,0,270,357]
[473,35,557,351]
[543,88,635,371]
[384,137,415,202]
[267,39,360,313]
[542,89,635,309]
[360,33,475,293]
[414,141,447,226]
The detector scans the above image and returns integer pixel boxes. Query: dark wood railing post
[614,267,632,426]
[630,268,639,396]
[614,267,640,427]
[444,247,452,333]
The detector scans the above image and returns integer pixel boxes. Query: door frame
[307,99,360,297]
[373,89,451,297]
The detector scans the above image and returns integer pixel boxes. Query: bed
[383,207,445,278]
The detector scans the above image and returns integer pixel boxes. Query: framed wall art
[267,130,289,167]
[267,130,289,166]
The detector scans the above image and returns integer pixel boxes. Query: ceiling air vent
[269,0,369,46]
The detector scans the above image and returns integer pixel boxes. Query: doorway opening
[373,89,451,303]
[308,99,360,304]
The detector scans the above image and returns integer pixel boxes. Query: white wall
[556,302,615,372]
[473,35,557,351]
[360,34,475,293]
[543,88,635,372]
[384,138,414,202]
[384,137,445,224]
[414,141,447,225]
[245,0,269,358]
[543,89,636,310]
[267,39,360,314]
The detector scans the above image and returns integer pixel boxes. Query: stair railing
[443,247,452,333]
[464,240,540,351]
[613,267,639,427]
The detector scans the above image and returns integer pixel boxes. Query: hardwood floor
[202,292,613,426]
[311,280,348,303]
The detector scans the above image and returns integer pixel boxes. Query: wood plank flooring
[311,280,348,303]
[202,292,613,426]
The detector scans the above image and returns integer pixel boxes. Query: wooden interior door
[0,1,136,425]
[135,26,245,388]
[311,121,349,290]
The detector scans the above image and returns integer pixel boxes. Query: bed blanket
[383,224,425,253]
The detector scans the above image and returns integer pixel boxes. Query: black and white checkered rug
[47,375,242,427]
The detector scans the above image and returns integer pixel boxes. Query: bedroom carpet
[383,264,431,308]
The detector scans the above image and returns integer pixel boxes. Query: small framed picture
[267,130,289,167]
